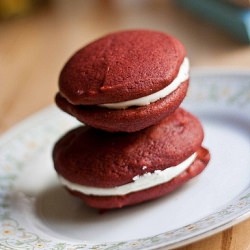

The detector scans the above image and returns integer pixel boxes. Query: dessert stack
[53,30,210,209]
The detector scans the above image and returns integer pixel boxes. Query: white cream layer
[58,152,196,196]
[98,57,189,109]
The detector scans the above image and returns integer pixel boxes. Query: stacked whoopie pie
[53,30,210,209]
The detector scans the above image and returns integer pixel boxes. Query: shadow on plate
[34,182,187,225]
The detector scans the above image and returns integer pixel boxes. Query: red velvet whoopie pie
[56,30,190,132]
[53,108,210,209]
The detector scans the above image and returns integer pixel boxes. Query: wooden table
[1,1,250,249]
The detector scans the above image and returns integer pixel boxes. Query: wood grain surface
[1,1,250,249]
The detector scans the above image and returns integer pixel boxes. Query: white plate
[0,70,250,250]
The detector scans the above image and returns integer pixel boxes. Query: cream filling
[58,152,197,196]
[98,57,189,109]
